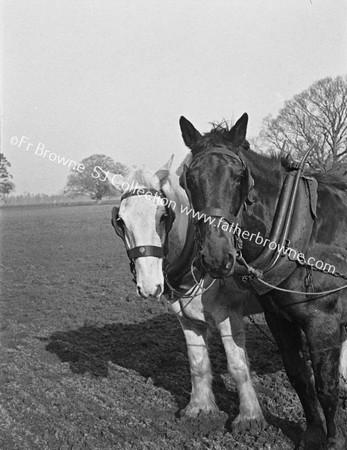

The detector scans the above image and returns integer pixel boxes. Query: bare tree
[257,75,347,171]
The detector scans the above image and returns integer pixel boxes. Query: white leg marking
[176,314,217,417]
[218,318,264,423]
[339,338,347,392]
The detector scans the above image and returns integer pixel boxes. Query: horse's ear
[155,154,174,184]
[228,113,248,147]
[179,116,202,151]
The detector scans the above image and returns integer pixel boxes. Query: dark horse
[179,113,347,450]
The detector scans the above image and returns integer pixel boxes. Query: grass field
[1,204,346,449]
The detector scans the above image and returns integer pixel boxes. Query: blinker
[111,206,125,239]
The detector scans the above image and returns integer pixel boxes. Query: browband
[121,188,163,201]
[199,207,239,227]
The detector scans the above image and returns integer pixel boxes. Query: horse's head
[179,113,254,278]
[109,156,176,298]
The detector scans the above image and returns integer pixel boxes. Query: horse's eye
[116,217,125,228]
[229,158,238,166]
[160,213,168,222]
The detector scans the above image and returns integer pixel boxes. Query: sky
[2,0,347,195]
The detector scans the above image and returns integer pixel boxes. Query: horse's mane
[309,169,347,191]
[193,120,293,174]
[194,120,251,152]
[193,121,347,191]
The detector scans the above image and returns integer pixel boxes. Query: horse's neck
[162,177,190,263]
[240,166,285,260]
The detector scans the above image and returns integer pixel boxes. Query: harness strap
[127,245,164,259]
[199,207,239,226]
[164,216,196,288]
[121,188,159,200]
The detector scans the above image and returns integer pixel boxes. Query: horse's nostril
[137,286,148,298]
[200,253,208,267]
[225,253,235,272]
[155,284,163,298]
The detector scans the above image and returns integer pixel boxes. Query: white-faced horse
[108,156,265,425]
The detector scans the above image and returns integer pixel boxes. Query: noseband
[111,188,175,284]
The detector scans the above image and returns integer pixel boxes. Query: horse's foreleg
[264,310,326,449]
[176,314,218,417]
[339,326,347,393]
[217,315,264,427]
[306,316,345,450]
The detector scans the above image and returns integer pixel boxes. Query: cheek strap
[197,207,239,227]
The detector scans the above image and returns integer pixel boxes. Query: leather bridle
[111,188,175,284]
[179,147,254,251]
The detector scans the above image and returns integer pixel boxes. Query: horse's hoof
[339,377,347,393]
[181,401,219,419]
[326,433,346,450]
[296,426,326,450]
[232,414,267,433]
[296,440,325,450]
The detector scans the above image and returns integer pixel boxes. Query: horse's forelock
[128,168,161,190]
[190,121,250,155]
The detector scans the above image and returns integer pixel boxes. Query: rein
[237,252,347,297]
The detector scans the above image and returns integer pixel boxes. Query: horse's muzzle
[201,251,236,278]
[137,283,163,299]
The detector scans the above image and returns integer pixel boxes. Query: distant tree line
[0,153,15,200]
[4,74,346,205]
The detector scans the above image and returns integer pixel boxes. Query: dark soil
[1,204,346,449]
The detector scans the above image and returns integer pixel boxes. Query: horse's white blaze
[135,257,164,298]
[120,196,167,298]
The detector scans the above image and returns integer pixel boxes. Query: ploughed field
[1,204,346,450]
